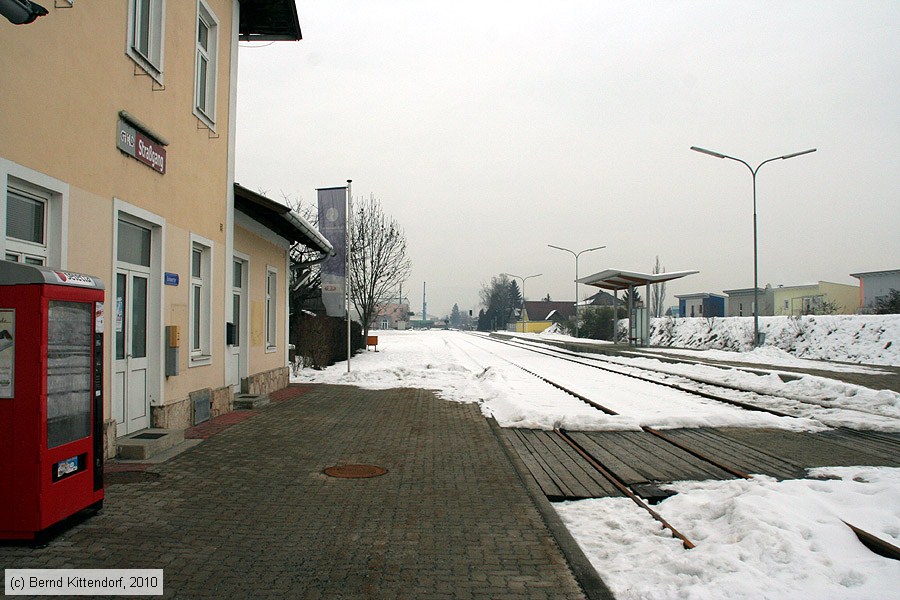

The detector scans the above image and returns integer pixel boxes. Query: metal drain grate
[323,464,387,479]
[131,433,166,440]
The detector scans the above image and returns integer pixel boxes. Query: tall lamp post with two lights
[502,272,542,332]
[547,244,606,338]
[690,146,816,346]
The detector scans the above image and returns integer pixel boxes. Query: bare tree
[349,194,411,338]
[478,274,516,331]
[280,192,326,311]
[651,255,667,318]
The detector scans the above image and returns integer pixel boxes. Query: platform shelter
[577,269,698,346]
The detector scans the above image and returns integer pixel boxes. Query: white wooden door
[114,268,150,433]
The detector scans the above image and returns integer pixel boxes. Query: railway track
[451,333,900,552]
[479,333,900,427]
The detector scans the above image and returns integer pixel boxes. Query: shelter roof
[234,184,333,255]
[239,0,302,41]
[577,268,699,291]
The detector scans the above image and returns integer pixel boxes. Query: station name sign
[117,118,167,174]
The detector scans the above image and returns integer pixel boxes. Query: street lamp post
[502,272,542,332]
[690,146,816,347]
[547,245,606,338]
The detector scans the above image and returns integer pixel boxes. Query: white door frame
[228,252,249,391]
[112,200,165,436]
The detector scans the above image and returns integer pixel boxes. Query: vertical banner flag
[317,187,347,317]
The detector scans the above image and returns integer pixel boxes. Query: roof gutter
[283,209,333,258]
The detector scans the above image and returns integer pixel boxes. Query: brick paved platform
[184,410,258,439]
[1,385,593,599]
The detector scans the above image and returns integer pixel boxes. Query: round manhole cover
[323,464,387,479]
[105,471,161,485]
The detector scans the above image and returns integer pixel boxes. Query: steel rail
[554,427,696,550]
[477,334,795,418]
[512,337,900,420]
[461,334,899,559]
[459,335,755,478]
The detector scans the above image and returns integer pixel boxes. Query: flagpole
[346,179,352,373]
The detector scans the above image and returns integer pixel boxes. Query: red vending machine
[0,260,105,541]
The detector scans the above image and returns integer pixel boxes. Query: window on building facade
[5,183,49,265]
[266,267,277,351]
[190,238,212,362]
[194,1,218,126]
[232,259,242,347]
[128,0,165,79]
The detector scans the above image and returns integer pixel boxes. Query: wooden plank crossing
[712,427,900,469]
[572,431,735,484]
[502,426,900,503]
[821,429,900,466]
[658,428,805,479]
[502,429,623,500]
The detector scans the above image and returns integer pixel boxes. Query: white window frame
[0,159,68,269]
[193,0,218,128]
[265,266,277,352]
[126,0,166,83]
[5,184,48,265]
[189,234,214,365]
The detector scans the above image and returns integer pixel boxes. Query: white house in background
[851,269,900,312]
[723,286,775,317]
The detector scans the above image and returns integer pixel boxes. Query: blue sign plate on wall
[164,272,179,286]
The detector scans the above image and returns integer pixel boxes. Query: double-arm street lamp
[547,244,606,337]
[690,146,816,347]
[502,273,542,329]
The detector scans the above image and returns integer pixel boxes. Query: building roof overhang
[723,287,768,295]
[850,269,900,279]
[239,0,302,41]
[577,268,699,291]
[234,184,333,255]
[674,292,727,300]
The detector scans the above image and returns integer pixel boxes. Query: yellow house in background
[1,2,329,457]
[512,300,578,333]
[508,321,553,333]
[771,281,860,316]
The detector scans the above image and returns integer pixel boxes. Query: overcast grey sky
[235,1,899,318]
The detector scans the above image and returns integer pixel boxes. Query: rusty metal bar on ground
[555,428,696,550]
[843,521,900,561]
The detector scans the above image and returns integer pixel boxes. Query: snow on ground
[508,336,900,431]
[293,329,900,599]
[639,345,888,374]
[555,467,900,600]
[540,314,900,366]
[644,314,900,366]
[471,335,822,432]
[293,330,622,430]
